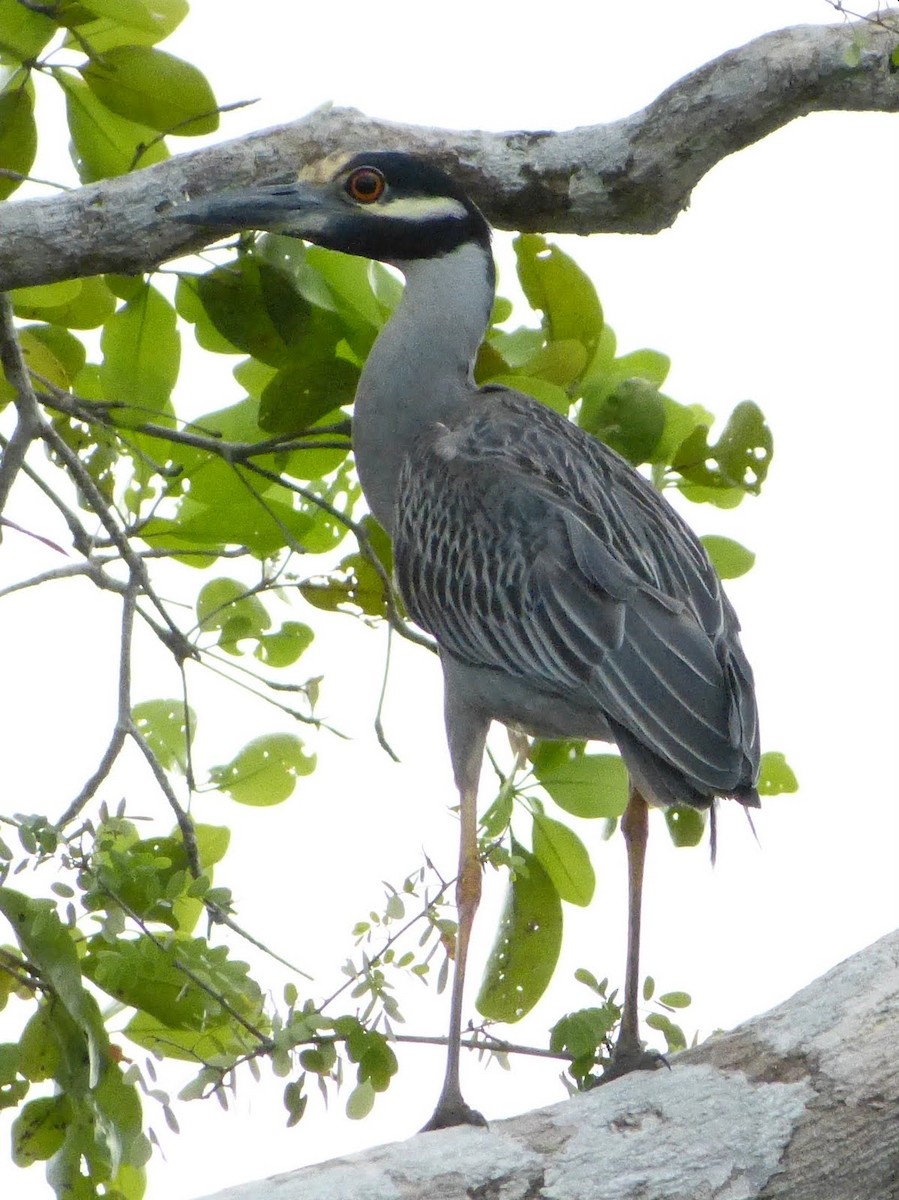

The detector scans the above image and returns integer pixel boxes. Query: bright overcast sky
[1,2,897,1198]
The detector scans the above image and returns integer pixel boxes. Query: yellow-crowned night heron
[179,152,760,1130]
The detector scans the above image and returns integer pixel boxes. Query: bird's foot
[600,1041,669,1085]
[420,1086,487,1132]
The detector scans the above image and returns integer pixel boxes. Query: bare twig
[129,722,201,877]
[392,1031,572,1063]
[0,294,46,526]
[55,582,138,829]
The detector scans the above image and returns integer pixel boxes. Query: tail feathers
[610,717,760,811]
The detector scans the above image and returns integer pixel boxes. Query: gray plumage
[395,388,759,811]
[177,150,761,1127]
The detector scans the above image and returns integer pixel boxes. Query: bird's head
[176,151,491,265]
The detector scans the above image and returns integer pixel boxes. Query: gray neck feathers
[352,240,495,532]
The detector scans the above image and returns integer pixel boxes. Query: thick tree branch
[192,930,899,1200]
[0,12,896,290]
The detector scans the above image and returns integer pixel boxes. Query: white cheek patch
[381,195,469,222]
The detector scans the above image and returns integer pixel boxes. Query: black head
[177,150,491,265]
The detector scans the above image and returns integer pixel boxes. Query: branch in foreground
[0,12,896,289]
[194,930,899,1200]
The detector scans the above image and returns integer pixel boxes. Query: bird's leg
[605,786,663,1079]
[421,779,487,1131]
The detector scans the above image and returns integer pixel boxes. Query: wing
[394,390,759,805]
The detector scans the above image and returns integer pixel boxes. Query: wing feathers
[394,391,760,806]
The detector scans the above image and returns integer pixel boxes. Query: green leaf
[531,814,595,906]
[346,1079,375,1120]
[132,699,195,773]
[19,1006,61,1083]
[12,280,82,310]
[259,354,359,433]
[99,282,180,421]
[757,751,799,796]
[532,744,629,819]
[63,0,189,52]
[12,275,117,329]
[0,78,37,200]
[658,990,691,1009]
[209,733,316,806]
[0,1042,28,1110]
[476,839,563,1022]
[0,324,86,403]
[197,578,271,653]
[518,339,588,388]
[673,400,772,496]
[188,259,313,366]
[305,244,387,330]
[58,71,169,181]
[254,621,314,668]
[0,0,56,59]
[299,515,393,619]
[0,890,108,1088]
[12,1095,71,1166]
[700,535,756,580]
[515,233,603,362]
[581,377,666,465]
[86,936,266,1062]
[486,373,571,415]
[646,1011,687,1053]
[664,805,706,848]
[80,45,218,135]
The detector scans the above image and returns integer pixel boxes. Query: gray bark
[0,11,897,290]
[194,930,899,1200]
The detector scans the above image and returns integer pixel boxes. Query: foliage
[0,4,795,1196]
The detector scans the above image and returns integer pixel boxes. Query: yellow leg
[421,781,487,1130]
[605,786,663,1079]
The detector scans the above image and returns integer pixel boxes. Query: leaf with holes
[664,805,706,848]
[476,840,563,1023]
[757,751,799,796]
[132,699,195,773]
[197,577,271,654]
[515,234,604,363]
[673,400,772,496]
[209,733,316,806]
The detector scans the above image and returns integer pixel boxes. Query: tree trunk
[195,929,899,1200]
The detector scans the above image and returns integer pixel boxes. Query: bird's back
[394,386,760,810]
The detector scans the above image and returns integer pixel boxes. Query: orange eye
[346,166,386,204]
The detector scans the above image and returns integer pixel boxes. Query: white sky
[1,2,898,1198]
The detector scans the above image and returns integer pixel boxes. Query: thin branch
[38,419,196,663]
[0,294,46,524]
[128,722,201,877]
[0,560,127,600]
[55,581,137,829]
[393,1031,572,1064]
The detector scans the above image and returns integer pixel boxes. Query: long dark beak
[175,181,327,235]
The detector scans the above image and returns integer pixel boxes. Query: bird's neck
[352,239,495,531]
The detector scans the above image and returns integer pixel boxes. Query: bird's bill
[175,181,328,237]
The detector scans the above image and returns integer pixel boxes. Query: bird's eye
[345,167,386,204]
